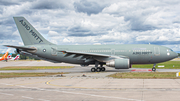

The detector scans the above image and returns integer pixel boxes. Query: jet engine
[106,58,130,69]
[16,49,21,54]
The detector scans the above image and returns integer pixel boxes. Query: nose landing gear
[152,64,156,71]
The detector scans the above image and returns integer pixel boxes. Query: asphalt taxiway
[1,60,180,101]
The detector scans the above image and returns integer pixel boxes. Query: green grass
[108,72,180,79]
[132,61,180,69]
[0,72,66,78]
[0,66,74,70]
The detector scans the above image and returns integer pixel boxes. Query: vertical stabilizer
[2,51,9,59]
[14,54,20,60]
[7,53,12,60]
[13,17,54,45]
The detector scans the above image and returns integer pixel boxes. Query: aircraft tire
[152,68,156,71]
[96,67,101,72]
[91,68,96,72]
[101,67,105,71]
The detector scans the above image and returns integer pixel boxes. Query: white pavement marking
[1,83,13,86]
[38,99,51,101]
[58,91,142,101]
[22,96,34,99]
[0,83,142,101]
[0,92,14,96]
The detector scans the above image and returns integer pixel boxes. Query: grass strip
[0,72,66,78]
[132,61,180,69]
[108,72,180,79]
[0,66,74,70]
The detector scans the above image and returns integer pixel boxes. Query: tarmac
[1,60,180,101]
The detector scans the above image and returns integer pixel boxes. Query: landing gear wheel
[96,67,101,72]
[101,67,106,71]
[91,68,96,72]
[152,68,156,71]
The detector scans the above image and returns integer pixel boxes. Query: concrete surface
[1,74,180,101]
[1,60,180,101]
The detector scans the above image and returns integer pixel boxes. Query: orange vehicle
[0,51,9,61]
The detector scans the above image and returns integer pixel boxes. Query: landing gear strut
[152,64,156,71]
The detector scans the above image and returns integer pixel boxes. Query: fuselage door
[111,49,115,55]
[51,47,57,56]
[154,47,160,56]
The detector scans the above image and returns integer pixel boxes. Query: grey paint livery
[4,17,178,72]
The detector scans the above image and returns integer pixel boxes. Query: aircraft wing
[52,47,128,62]
[4,45,36,51]
[62,50,110,57]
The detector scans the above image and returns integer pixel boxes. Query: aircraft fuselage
[26,44,177,65]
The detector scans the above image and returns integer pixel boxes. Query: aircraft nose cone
[172,52,178,59]
[174,52,178,58]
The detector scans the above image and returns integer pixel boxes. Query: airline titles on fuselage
[133,52,152,55]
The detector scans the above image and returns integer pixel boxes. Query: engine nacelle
[16,49,21,54]
[106,58,130,69]
[80,64,89,67]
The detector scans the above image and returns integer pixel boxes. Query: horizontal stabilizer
[4,45,36,51]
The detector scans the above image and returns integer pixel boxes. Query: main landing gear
[91,62,106,72]
[152,64,156,71]
[91,67,106,72]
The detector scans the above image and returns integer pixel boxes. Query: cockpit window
[167,49,173,52]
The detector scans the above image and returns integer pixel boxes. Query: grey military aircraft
[4,17,178,72]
